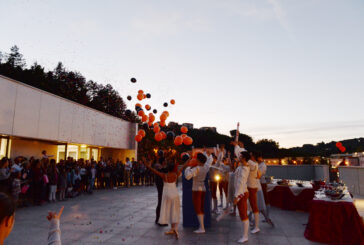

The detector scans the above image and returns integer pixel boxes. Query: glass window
[57,145,66,162]
[0,138,8,159]
[67,145,79,160]
[91,148,98,161]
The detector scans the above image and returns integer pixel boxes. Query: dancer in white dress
[146,160,189,239]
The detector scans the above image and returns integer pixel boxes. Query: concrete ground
[6,186,325,245]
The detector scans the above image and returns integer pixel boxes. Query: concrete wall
[338,166,364,195]
[266,165,329,181]
[0,75,136,150]
[10,138,58,159]
[101,148,136,162]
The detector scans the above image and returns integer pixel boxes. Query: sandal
[164,230,174,235]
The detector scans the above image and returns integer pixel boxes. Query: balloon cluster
[129,77,194,147]
[335,142,346,153]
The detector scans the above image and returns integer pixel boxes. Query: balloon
[142,123,149,130]
[138,129,146,138]
[138,90,144,94]
[127,96,132,101]
[125,110,131,117]
[149,114,155,123]
[141,114,148,122]
[160,131,167,139]
[174,136,183,146]
[153,126,160,133]
[160,120,166,127]
[145,104,151,110]
[135,103,142,108]
[146,93,151,99]
[181,152,190,162]
[181,126,188,134]
[183,136,193,145]
[336,142,343,148]
[154,132,163,142]
[135,134,142,142]
[160,113,167,121]
[148,121,153,127]
[153,122,159,128]
[163,111,169,117]
[163,102,168,107]
[181,134,187,138]
[166,131,175,140]
[137,94,144,101]
[170,99,175,105]
[153,109,158,114]
[340,146,346,152]
[131,78,137,83]
[138,110,145,117]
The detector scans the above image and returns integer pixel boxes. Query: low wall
[338,166,364,196]
[266,165,329,181]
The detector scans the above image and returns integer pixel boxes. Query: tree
[255,139,280,158]
[6,45,26,68]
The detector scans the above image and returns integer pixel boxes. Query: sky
[1,0,364,147]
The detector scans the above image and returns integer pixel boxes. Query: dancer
[247,152,261,234]
[185,152,213,234]
[146,160,189,239]
[233,151,251,243]
[209,154,219,213]
[215,145,228,208]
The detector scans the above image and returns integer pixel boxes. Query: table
[304,198,364,245]
[267,181,314,211]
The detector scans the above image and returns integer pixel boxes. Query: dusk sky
[1,0,364,147]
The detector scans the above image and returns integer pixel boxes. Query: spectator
[0,158,11,194]
[124,158,132,188]
[47,159,58,202]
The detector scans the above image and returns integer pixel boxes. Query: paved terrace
[6,186,328,245]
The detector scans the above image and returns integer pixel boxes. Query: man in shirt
[124,158,132,188]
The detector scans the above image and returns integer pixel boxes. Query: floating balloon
[143,94,146,99]
[131,78,137,83]
[149,114,155,123]
[183,136,193,145]
[138,110,145,117]
[138,90,144,94]
[340,146,346,152]
[148,121,153,127]
[153,126,160,134]
[181,134,187,139]
[138,129,146,138]
[127,96,132,101]
[153,122,159,127]
[160,120,166,127]
[142,123,149,131]
[125,110,131,117]
[145,104,151,110]
[160,114,167,121]
[137,94,144,101]
[170,99,175,105]
[141,114,148,122]
[174,136,183,146]
[160,131,167,140]
[135,103,142,108]
[181,152,190,162]
[153,109,158,114]
[163,111,169,117]
[163,102,168,107]
[135,134,142,142]
[155,132,163,142]
[166,131,175,140]
[336,142,343,148]
[146,93,151,99]
[181,126,188,134]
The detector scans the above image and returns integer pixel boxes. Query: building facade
[0,75,137,162]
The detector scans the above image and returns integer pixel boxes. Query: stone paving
[5,186,324,245]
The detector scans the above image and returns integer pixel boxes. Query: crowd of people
[0,150,159,208]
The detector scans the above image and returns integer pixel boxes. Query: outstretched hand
[47,206,64,221]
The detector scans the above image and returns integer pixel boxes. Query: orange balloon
[174,136,183,146]
[148,121,153,127]
[145,104,151,110]
[153,122,159,127]
[160,120,166,127]
[170,99,175,105]
[138,90,144,94]
[135,134,142,142]
[137,94,144,101]
[138,110,145,117]
[181,126,188,134]
[135,103,142,108]
[183,136,193,145]
[160,131,167,139]
[160,113,167,121]
[138,129,146,138]
[153,126,160,133]
[149,115,155,123]
[154,132,163,142]
[163,111,169,117]
[141,114,148,122]
[181,134,187,139]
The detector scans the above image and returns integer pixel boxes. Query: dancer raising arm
[146,160,189,239]
[184,152,213,234]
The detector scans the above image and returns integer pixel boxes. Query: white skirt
[158,182,180,225]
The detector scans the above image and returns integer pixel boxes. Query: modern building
[199,127,217,133]
[168,121,179,128]
[182,123,194,130]
[0,75,137,162]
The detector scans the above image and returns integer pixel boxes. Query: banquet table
[304,195,364,245]
[267,181,314,211]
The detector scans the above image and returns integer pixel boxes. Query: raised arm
[146,162,165,179]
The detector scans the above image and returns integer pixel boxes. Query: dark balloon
[131,78,137,83]
[146,93,151,98]
[125,110,131,117]
[142,123,149,131]
[163,103,168,107]
[166,131,175,140]
[153,109,157,114]
[135,106,141,111]
[127,96,132,101]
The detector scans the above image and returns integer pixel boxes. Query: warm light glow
[214,174,221,182]
[81,144,87,148]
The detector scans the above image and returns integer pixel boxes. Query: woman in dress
[146,160,189,239]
